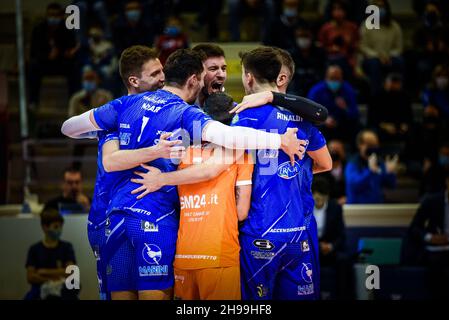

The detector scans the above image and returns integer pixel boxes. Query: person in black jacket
[404,169,449,298]
[312,177,351,299]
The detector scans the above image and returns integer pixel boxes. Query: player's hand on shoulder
[155,132,186,160]
[280,128,307,165]
[229,91,273,114]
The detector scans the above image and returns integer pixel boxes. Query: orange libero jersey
[174,145,254,270]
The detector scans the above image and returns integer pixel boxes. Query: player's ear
[186,74,197,88]
[277,73,287,87]
[128,75,139,88]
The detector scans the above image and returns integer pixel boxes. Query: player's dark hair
[192,44,225,60]
[239,47,282,84]
[40,209,64,227]
[203,92,234,125]
[164,49,205,87]
[312,177,331,196]
[119,45,159,88]
[274,47,295,81]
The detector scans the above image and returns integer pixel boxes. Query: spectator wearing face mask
[112,0,155,55]
[263,0,307,51]
[345,130,398,204]
[24,210,78,300]
[68,67,113,117]
[318,0,359,74]
[317,139,347,204]
[360,0,403,94]
[28,2,81,109]
[412,3,449,89]
[289,25,326,96]
[368,73,413,141]
[421,142,449,196]
[307,64,359,141]
[154,16,190,65]
[80,26,116,85]
[422,64,449,120]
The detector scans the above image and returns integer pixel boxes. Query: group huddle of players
[61,43,332,300]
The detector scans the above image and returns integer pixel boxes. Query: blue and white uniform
[92,89,212,291]
[231,104,326,300]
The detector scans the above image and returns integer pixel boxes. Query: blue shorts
[105,212,178,291]
[87,220,109,300]
[239,231,320,300]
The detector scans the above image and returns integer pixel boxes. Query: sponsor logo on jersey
[124,207,152,216]
[298,284,314,296]
[142,243,162,265]
[301,263,313,284]
[277,161,301,179]
[231,114,239,125]
[258,149,279,159]
[251,251,276,260]
[120,123,130,129]
[276,112,303,122]
[301,240,310,252]
[141,221,158,232]
[268,226,306,233]
[253,239,275,251]
[119,132,131,146]
[257,284,268,298]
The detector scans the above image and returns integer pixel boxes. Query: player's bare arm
[130,148,246,199]
[307,145,333,174]
[102,132,185,172]
[235,185,252,222]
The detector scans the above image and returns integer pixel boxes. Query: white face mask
[296,37,311,49]
[436,76,449,90]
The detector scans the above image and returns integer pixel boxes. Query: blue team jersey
[92,89,212,227]
[88,131,120,227]
[231,104,326,242]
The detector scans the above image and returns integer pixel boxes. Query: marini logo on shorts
[142,243,162,265]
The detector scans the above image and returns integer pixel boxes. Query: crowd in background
[19,0,449,299]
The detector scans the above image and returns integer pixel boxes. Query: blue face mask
[326,80,341,92]
[164,26,180,37]
[283,8,297,18]
[439,155,449,167]
[126,10,141,22]
[83,81,97,92]
[47,17,61,26]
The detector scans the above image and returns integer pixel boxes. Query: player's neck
[251,83,278,95]
[164,85,190,102]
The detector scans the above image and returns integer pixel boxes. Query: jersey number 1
[137,116,150,143]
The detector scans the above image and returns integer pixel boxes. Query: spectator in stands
[405,169,449,299]
[345,130,398,204]
[318,139,347,204]
[193,0,224,41]
[312,177,346,265]
[421,142,449,196]
[289,24,326,96]
[28,2,81,109]
[112,0,155,55]
[323,0,368,25]
[43,167,90,214]
[318,0,359,76]
[154,16,190,65]
[25,210,78,300]
[73,0,112,44]
[360,0,403,94]
[308,65,359,141]
[263,0,307,51]
[368,73,413,142]
[80,25,116,87]
[312,177,351,299]
[68,67,113,117]
[411,2,449,90]
[422,64,449,121]
[229,0,276,41]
